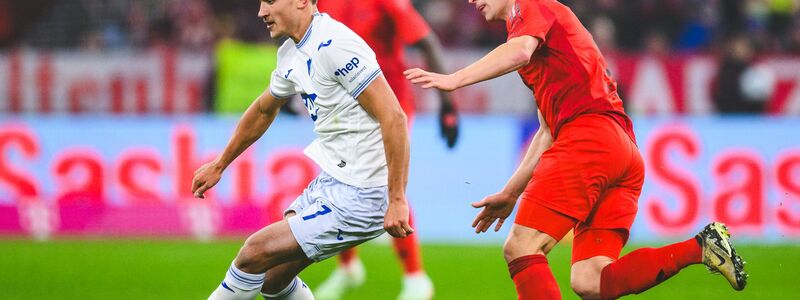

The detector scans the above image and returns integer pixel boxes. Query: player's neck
[499,0,515,21]
[290,11,315,44]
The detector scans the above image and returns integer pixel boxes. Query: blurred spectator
[721,0,748,38]
[170,0,214,51]
[148,18,176,48]
[590,16,617,52]
[790,25,800,52]
[767,0,798,49]
[674,0,716,51]
[644,30,672,57]
[713,36,770,113]
[0,0,12,46]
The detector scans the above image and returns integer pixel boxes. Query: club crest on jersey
[334,57,361,77]
[318,39,333,51]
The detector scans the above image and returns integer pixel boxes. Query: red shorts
[514,114,644,263]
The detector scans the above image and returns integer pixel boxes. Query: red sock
[392,209,423,274]
[339,247,357,266]
[600,237,702,299]
[508,254,561,300]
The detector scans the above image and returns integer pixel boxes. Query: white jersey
[269,13,387,188]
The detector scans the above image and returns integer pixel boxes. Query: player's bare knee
[503,227,556,263]
[569,258,608,299]
[235,235,270,272]
[569,273,600,299]
[235,245,264,270]
[503,239,542,263]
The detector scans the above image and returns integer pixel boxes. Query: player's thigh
[242,220,308,266]
[504,225,557,262]
[513,199,576,244]
[504,203,576,262]
[572,186,640,264]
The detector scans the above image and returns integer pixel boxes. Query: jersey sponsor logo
[284,69,293,79]
[334,57,361,77]
[317,39,333,51]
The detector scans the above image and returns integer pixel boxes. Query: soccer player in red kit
[315,0,458,299]
[405,0,748,299]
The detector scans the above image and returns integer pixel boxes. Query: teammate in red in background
[315,0,458,299]
[406,0,748,299]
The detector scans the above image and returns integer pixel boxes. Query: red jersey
[506,0,635,142]
[318,0,430,116]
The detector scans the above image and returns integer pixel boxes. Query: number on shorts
[302,204,332,221]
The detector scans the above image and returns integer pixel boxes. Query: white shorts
[285,172,388,262]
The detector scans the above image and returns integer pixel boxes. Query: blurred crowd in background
[1,0,799,114]
[2,0,798,52]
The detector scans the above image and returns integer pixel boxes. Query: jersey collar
[296,12,323,49]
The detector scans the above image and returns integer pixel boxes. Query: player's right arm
[404,35,538,92]
[471,110,553,233]
[191,89,285,199]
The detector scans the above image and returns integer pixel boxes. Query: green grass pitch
[0,239,796,299]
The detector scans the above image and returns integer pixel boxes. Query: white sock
[209,261,266,300]
[262,277,314,300]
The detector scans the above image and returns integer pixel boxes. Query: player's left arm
[357,75,413,238]
[404,35,539,92]
[319,34,412,237]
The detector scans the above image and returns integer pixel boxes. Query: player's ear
[296,0,310,9]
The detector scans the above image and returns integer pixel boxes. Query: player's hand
[384,200,414,238]
[438,97,459,148]
[191,161,224,199]
[471,191,517,233]
[404,68,460,92]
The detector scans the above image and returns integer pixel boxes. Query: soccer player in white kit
[191,0,413,299]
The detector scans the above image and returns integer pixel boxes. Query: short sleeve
[383,0,431,45]
[506,0,556,44]
[269,69,296,99]
[319,37,383,99]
